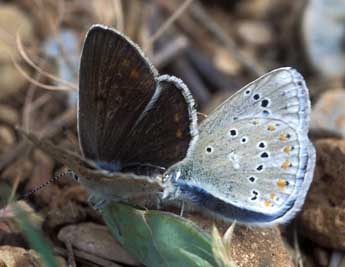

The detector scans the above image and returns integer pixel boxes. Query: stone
[310,89,345,138]
[185,213,293,267]
[58,222,140,266]
[236,0,275,19]
[0,105,19,125]
[213,46,242,75]
[236,20,273,47]
[0,4,34,100]
[0,5,33,62]
[0,63,29,100]
[0,126,15,149]
[302,0,345,78]
[0,245,65,267]
[230,226,293,267]
[299,139,345,249]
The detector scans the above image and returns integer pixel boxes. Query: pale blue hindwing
[164,67,316,225]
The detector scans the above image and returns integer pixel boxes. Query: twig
[185,48,239,92]
[8,174,20,204]
[65,240,77,267]
[22,76,38,131]
[16,32,77,90]
[113,0,124,32]
[171,58,210,107]
[152,36,189,68]
[147,0,194,47]
[11,55,72,91]
[293,225,304,267]
[0,107,77,172]
[329,251,344,267]
[54,246,123,267]
[190,1,265,77]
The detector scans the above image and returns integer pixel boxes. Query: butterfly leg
[87,194,110,210]
[179,200,185,217]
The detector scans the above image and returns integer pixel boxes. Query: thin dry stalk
[11,55,72,91]
[113,0,124,32]
[191,1,265,77]
[22,77,38,131]
[0,107,77,172]
[146,0,194,47]
[16,32,77,90]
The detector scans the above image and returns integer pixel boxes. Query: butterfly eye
[70,172,79,181]
[205,146,213,154]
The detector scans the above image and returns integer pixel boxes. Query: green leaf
[15,204,59,267]
[101,202,217,267]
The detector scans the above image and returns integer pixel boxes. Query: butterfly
[162,67,316,225]
[22,24,197,205]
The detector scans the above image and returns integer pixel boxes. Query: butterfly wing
[21,130,163,200]
[118,75,197,169]
[79,25,196,171]
[78,25,158,165]
[167,68,315,225]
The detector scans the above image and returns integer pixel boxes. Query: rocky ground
[0,0,345,266]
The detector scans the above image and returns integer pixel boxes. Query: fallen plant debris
[0,0,345,266]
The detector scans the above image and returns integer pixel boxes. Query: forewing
[78,25,157,164]
[119,75,198,169]
[201,68,310,133]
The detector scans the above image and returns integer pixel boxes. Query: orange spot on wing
[267,125,276,131]
[176,129,183,138]
[277,178,287,191]
[279,134,287,141]
[281,159,290,169]
[283,145,292,154]
[122,58,129,66]
[270,193,276,200]
[129,70,140,79]
[174,113,181,123]
[264,200,272,207]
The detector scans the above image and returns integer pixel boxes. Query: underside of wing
[176,67,315,224]
[200,68,311,135]
[187,117,314,221]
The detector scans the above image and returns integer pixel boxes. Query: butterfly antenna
[20,170,76,200]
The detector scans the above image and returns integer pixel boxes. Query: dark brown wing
[78,25,158,165]
[118,75,198,169]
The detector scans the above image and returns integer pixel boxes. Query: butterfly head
[162,163,185,199]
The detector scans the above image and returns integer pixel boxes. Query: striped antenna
[20,170,76,200]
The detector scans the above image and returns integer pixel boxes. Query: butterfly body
[163,68,315,225]
[23,24,315,225]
